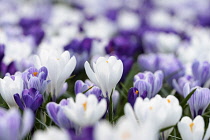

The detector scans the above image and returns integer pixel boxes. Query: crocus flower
[22,66,50,94]
[64,93,107,127]
[46,99,74,129]
[173,75,198,96]
[94,118,142,140]
[0,73,23,107]
[183,84,210,118]
[133,70,164,99]
[178,116,204,140]
[33,49,76,100]
[192,60,210,86]
[138,53,184,86]
[14,88,43,112]
[0,108,34,140]
[32,127,70,140]
[125,95,182,131]
[84,56,123,98]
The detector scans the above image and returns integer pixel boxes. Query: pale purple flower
[0,108,34,140]
[133,70,164,99]
[192,60,210,86]
[46,99,74,129]
[22,66,50,94]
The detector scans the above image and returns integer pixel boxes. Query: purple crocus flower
[192,60,210,86]
[183,84,210,118]
[128,87,146,107]
[46,99,74,129]
[173,75,198,96]
[22,66,50,94]
[69,126,94,140]
[14,88,43,112]
[138,53,185,86]
[75,80,102,100]
[0,108,34,140]
[132,70,164,99]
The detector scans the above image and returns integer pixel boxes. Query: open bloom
[84,56,123,98]
[0,108,34,140]
[125,95,182,132]
[32,127,70,140]
[14,88,43,112]
[22,66,50,94]
[0,73,23,107]
[33,49,76,99]
[63,93,107,127]
[132,70,164,99]
[178,116,204,140]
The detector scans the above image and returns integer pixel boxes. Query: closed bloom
[0,108,34,140]
[84,56,123,98]
[184,84,210,118]
[46,99,74,129]
[0,73,23,107]
[133,70,164,99]
[32,127,70,140]
[14,88,43,112]
[178,116,204,140]
[33,49,76,99]
[192,60,210,86]
[64,93,107,127]
[22,66,50,94]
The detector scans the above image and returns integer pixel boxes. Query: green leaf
[180,88,196,107]
[160,125,175,132]
[82,86,94,94]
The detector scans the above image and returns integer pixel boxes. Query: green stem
[109,90,114,123]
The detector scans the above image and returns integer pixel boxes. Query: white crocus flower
[95,117,141,140]
[33,48,76,99]
[0,73,23,107]
[124,95,182,138]
[178,116,204,140]
[84,56,123,98]
[32,127,70,140]
[64,93,107,127]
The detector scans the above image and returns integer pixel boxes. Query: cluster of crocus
[1,0,210,139]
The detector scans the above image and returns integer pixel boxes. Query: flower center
[32,72,38,77]
[83,102,87,111]
[167,99,171,103]
[149,106,153,110]
[189,123,194,132]
[122,132,131,140]
[135,90,139,94]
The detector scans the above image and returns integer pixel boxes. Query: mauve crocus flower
[0,108,34,140]
[22,66,50,94]
[192,60,210,86]
[32,127,70,140]
[14,88,43,112]
[84,56,123,98]
[183,84,210,118]
[70,126,94,140]
[133,70,164,99]
[138,53,185,86]
[173,75,198,96]
[0,73,23,107]
[46,99,74,129]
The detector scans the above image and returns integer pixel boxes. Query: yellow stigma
[135,90,139,94]
[167,99,171,103]
[32,72,38,77]
[122,132,131,140]
[83,102,87,111]
[106,61,108,63]
[149,106,153,110]
[189,123,194,132]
